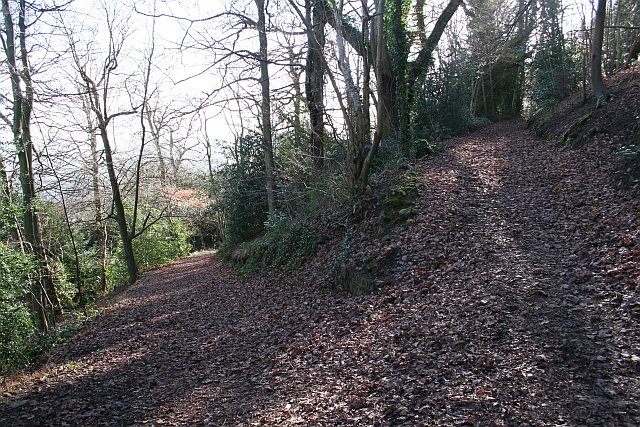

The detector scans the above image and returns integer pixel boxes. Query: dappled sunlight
[2,121,639,426]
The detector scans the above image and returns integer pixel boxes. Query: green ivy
[0,242,37,372]
[239,217,322,276]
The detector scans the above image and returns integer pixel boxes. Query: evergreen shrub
[217,133,269,253]
[132,217,193,271]
[239,213,323,276]
[0,242,37,371]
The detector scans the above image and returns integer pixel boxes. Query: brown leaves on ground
[2,119,640,426]
[530,64,640,154]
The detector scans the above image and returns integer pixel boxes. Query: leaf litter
[1,119,640,426]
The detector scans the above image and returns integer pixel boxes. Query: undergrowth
[380,172,421,227]
[1,319,85,375]
[236,214,328,276]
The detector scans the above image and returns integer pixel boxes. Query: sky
[1,0,599,186]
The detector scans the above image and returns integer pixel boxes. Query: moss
[527,113,551,138]
[364,255,376,272]
[334,244,398,296]
[380,173,421,227]
[398,207,417,217]
[342,272,379,296]
[562,108,596,147]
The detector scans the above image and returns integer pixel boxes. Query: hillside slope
[529,65,640,184]
[2,114,640,425]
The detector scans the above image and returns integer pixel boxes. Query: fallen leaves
[2,119,640,426]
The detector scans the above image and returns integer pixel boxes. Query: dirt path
[2,120,639,426]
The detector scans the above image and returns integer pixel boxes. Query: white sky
[1,0,598,188]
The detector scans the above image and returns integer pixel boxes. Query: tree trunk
[2,0,61,329]
[591,0,611,103]
[98,124,138,284]
[332,2,365,189]
[67,3,142,286]
[360,0,386,190]
[408,0,463,89]
[610,0,622,73]
[305,0,325,169]
[84,99,108,293]
[0,152,20,243]
[371,7,397,142]
[146,109,168,183]
[624,32,640,69]
[287,46,304,148]
[78,69,138,286]
[415,0,427,47]
[255,0,276,214]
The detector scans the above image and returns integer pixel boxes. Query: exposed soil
[2,103,640,424]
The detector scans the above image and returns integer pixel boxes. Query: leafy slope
[2,119,640,426]
[529,65,640,159]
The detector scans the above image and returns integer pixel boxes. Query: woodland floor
[2,119,640,426]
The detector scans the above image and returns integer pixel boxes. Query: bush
[238,213,325,276]
[0,242,37,372]
[410,53,490,155]
[103,213,193,286]
[217,133,270,252]
[132,217,193,271]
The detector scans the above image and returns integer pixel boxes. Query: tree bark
[359,0,386,190]
[255,0,276,214]
[591,0,611,103]
[0,152,20,243]
[84,97,108,293]
[305,0,326,169]
[73,60,139,286]
[332,1,366,189]
[67,6,142,285]
[323,0,462,154]
[624,32,640,69]
[370,6,397,141]
[146,108,168,183]
[99,124,138,284]
[415,0,427,47]
[287,46,304,148]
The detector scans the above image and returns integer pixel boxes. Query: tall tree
[1,0,61,330]
[305,0,326,169]
[591,0,611,103]
[528,0,577,112]
[467,0,534,120]
[386,0,411,155]
[66,5,140,284]
[331,0,367,188]
[255,0,277,214]
[323,0,464,155]
[82,94,108,293]
[360,0,386,189]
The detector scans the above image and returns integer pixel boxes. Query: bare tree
[1,0,62,330]
[64,4,141,284]
[82,94,108,292]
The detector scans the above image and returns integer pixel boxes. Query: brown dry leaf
[2,115,640,426]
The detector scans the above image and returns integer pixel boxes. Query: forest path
[2,119,640,426]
